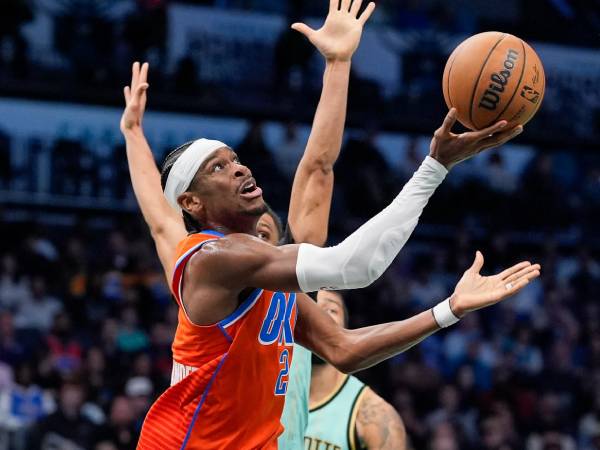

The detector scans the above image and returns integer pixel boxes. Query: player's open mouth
[239,179,263,200]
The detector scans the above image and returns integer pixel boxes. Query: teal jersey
[279,344,312,449]
[304,375,367,450]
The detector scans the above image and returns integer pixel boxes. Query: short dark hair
[263,202,284,243]
[160,142,203,234]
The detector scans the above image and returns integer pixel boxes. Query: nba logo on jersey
[259,292,296,396]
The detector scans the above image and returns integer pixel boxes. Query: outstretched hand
[429,108,523,170]
[291,0,376,61]
[450,251,541,318]
[120,62,149,133]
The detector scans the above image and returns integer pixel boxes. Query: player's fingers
[473,119,508,140]
[438,108,457,135]
[502,264,541,283]
[123,86,131,103]
[479,125,523,150]
[499,261,531,280]
[135,83,149,101]
[468,251,484,274]
[341,0,351,11]
[358,2,376,24]
[350,0,363,17]
[330,0,339,12]
[140,62,149,84]
[291,23,315,39]
[502,277,530,297]
[503,264,540,284]
[131,61,140,88]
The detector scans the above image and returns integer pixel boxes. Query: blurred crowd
[1,0,599,145]
[0,116,599,449]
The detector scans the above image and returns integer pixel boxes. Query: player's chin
[240,198,267,217]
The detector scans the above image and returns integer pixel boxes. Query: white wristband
[432,298,460,328]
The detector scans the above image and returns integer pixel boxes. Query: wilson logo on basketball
[478,48,519,111]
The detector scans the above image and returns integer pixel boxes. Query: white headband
[163,138,228,212]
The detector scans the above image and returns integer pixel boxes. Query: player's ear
[178,192,204,219]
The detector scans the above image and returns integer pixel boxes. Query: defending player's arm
[120,62,187,279]
[287,0,376,246]
[293,251,540,374]
[356,388,407,450]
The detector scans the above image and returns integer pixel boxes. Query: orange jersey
[138,230,297,450]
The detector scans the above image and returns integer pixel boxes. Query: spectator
[0,362,54,449]
[0,253,28,312]
[13,277,62,334]
[28,377,99,450]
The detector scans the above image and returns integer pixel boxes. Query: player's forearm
[123,128,178,234]
[302,59,350,171]
[287,60,350,245]
[334,310,440,374]
[295,157,448,292]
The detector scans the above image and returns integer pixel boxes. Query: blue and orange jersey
[138,230,297,450]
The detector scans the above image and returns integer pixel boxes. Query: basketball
[442,32,545,130]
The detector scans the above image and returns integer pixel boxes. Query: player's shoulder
[357,387,399,420]
[186,232,268,274]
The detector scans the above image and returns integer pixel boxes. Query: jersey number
[258,292,296,396]
[275,349,290,395]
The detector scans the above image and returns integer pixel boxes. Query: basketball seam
[468,33,506,129]
[484,38,527,128]
[446,45,461,109]
[523,47,545,126]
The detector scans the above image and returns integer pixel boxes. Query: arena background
[0,0,599,449]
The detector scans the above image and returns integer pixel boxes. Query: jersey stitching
[180,352,228,450]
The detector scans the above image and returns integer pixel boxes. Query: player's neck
[204,215,259,236]
[309,363,346,408]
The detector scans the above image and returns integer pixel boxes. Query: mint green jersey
[279,344,312,449]
[304,375,367,450]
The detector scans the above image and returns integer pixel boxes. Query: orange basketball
[442,32,545,130]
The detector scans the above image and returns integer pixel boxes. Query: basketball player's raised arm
[286,0,376,246]
[294,252,540,374]
[194,109,524,294]
[120,62,187,279]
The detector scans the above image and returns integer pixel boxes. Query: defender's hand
[120,62,149,133]
[450,251,541,318]
[429,108,523,170]
[291,0,376,61]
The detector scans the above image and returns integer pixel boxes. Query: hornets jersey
[305,375,367,450]
[279,344,312,449]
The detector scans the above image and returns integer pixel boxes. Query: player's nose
[233,162,251,179]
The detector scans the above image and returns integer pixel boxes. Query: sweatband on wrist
[432,298,460,328]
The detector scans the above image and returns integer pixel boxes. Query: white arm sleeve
[295,156,448,292]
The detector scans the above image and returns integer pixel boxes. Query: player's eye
[258,231,270,241]
[233,156,241,164]
[212,163,224,172]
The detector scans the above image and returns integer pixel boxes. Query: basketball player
[119,6,536,450]
[132,120,537,449]
[120,1,378,447]
[306,290,406,450]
